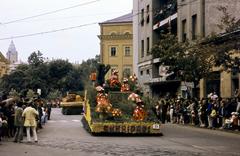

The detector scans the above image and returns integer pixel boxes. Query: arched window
[110,32,117,35]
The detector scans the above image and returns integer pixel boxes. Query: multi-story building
[177,0,240,98]
[99,13,133,80]
[133,0,240,98]
[134,0,179,97]
[0,51,9,77]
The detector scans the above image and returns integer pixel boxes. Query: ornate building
[6,40,18,64]
[99,13,133,80]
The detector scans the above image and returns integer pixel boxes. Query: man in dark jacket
[14,101,24,143]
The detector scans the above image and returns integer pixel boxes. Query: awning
[144,79,180,86]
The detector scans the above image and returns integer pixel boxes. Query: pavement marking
[47,120,81,123]
[59,120,68,122]
[72,120,80,122]
[47,120,56,123]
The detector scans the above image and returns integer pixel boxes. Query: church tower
[6,40,18,64]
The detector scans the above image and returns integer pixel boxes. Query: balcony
[153,0,177,26]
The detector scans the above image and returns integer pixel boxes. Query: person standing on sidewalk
[22,102,39,143]
[46,101,52,120]
[13,101,24,143]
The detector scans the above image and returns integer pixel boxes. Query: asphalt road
[0,108,239,156]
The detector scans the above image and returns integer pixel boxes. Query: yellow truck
[60,93,84,115]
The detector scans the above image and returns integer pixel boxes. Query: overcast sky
[0,0,132,64]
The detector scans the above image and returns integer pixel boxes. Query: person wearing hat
[22,102,39,143]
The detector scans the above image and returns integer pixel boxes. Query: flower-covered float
[82,69,162,135]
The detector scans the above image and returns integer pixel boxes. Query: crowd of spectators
[0,98,52,143]
[154,92,240,131]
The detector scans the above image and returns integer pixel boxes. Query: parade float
[60,93,84,115]
[82,68,162,135]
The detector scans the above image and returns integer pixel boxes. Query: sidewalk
[166,122,240,135]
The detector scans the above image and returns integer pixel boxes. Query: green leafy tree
[151,33,212,83]
[151,33,187,65]
[26,89,37,100]
[28,51,44,66]
[60,67,85,92]
[48,59,73,90]
[9,89,20,98]
[79,55,100,86]
[151,33,214,97]
[47,89,62,100]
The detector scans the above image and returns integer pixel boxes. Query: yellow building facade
[0,52,9,77]
[99,13,133,80]
[200,49,240,99]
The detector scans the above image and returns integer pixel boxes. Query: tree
[47,89,62,100]
[151,7,240,97]
[151,33,187,65]
[26,89,37,100]
[213,6,240,71]
[79,55,100,87]
[9,89,20,99]
[151,33,214,97]
[151,33,212,83]
[217,6,240,33]
[60,67,85,92]
[0,53,110,99]
[28,51,44,66]
[48,59,73,91]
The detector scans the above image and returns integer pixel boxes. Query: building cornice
[98,34,133,40]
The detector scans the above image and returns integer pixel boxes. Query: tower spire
[6,40,18,64]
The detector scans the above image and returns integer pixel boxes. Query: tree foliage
[217,6,240,33]
[151,6,239,86]
[0,52,100,99]
[28,51,44,66]
[151,33,212,83]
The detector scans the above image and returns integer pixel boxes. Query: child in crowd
[225,112,239,130]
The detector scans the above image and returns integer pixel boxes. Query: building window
[146,69,150,75]
[141,9,144,26]
[182,19,187,42]
[146,5,150,23]
[124,47,131,56]
[141,40,144,58]
[192,14,197,40]
[147,37,150,54]
[140,70,143,76]
[123,67,131,78]
[110,47,116,56]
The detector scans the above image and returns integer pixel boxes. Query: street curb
[167,123,240,135]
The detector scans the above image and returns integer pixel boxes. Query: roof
[202,28,240,45]
[100,13,132,24]
[0,51,9,64]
